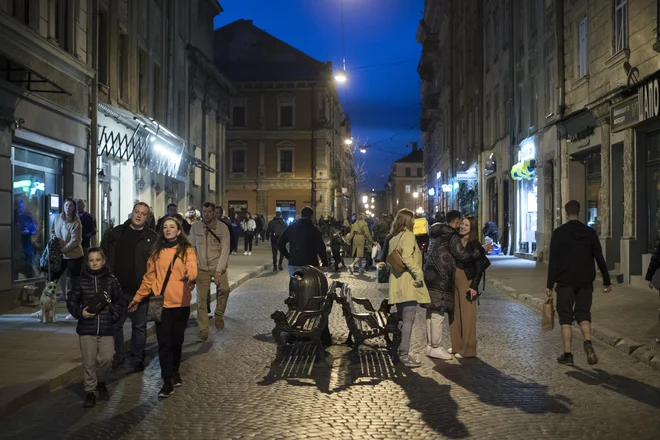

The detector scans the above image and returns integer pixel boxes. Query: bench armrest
[351,297,376,312]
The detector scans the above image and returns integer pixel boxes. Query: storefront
[645,131,660,252]
[514,138,537,255]
[276,200,297,223]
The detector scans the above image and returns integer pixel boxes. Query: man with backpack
[266,212,287,271]
[190,201,231,337]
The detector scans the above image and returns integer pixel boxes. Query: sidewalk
[0,246,274,419]
[487,255,660,370]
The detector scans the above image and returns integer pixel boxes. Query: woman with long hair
[242,212,256,255]
[52,197,84,300]
[128,218,197,398]
[450,216,488,358]
[387,208,431,367]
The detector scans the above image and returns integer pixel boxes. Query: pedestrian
[546,200,612,366]
[386,208,431,367]
[190,201,231,337]
[434,211,446,225]
[374,212,392,248]
[278,206,328,276]
[254,214,264,246]
[52,197,84,301]
[242,212,256,255]
[101,202,157,372]
[266,212,287,271]
[66,247,125,408]
[422,210,486,360]
[645,234,660,290]
[231,214,242,255]
[348,214,373,276]
[76,198,97,258]
[15,197,37,279]
[330,229,345,272]
[156,203,178,233]
[128,217,197,398]
[450,216,489,359]
[483,221,499,243]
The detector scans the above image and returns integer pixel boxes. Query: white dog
[39,282,58,323]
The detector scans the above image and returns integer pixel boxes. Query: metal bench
[336,282,401,363]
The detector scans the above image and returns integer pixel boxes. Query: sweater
[133,246,198,308]
[51,213,84,259]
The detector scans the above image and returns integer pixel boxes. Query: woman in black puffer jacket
[67,248,125,408]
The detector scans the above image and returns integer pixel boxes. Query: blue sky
[214,0,422,191]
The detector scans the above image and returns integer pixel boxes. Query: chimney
[411,142,418,152]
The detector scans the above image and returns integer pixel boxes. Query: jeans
[58,257,83,297]
[271,236,284,267]
[198,270,231,332]
[351,257,366,275]
[396,301,418,356]
[156,307,190,380]
[426,309,446,348]
[114,296,148,366]
[288,265,302,277]
[244,233,254,252]
[80,335,114,393]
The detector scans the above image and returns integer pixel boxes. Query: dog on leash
[39,282,58,323]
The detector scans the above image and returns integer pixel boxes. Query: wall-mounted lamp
[137,178,146,191]
[97,169,106,184]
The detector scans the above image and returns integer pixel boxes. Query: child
[330,230,345,273]
[67,247,125,408]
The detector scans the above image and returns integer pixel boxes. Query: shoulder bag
[147,254,178,323]
[386,233,406,273]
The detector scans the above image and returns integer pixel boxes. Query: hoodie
[547,220,611,289]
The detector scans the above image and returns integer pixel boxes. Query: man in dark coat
[423,210,484,359]
[278,206,328,276]
[101,202,157,371]
[266,212,287,271]
[374,213,392,247]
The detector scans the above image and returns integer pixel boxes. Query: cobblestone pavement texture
[487,256,660,347]
[1,266,660,439]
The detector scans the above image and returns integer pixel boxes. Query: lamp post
[413,191,419,213]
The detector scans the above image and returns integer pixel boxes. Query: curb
[488,279,660,372]
[0,262,272,420]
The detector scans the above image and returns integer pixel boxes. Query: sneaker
[173,373,183,388]
[454,353,464,359]
[65,314,75,321]
[83,392,96,408]
[158,380,174,398]
[399,354,422,367]
[215,315,225,330]
[428,347,453,360]
[132,362,145,373]
[198,330,209,342]
[557,352,574,365]
[248,252,252,256]
[111,357,125,370]
[447,348,453,354]
[244,251,248,255]
[96,382,109,400]
[584,341,598,365]
[278,264,283,271]
[425,345,432,356]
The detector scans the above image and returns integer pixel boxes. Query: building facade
[214,20,351,222]
[387,145,424,214]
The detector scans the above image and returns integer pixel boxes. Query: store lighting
[362,195,368,203]
[436,171,441,180]
[413,192,419,199]
[370,204,375,209]
[154,143,181,163]
[453,182,459,189]
[441,184,452,192]
[428,187,435,196]
[364,202,369,208]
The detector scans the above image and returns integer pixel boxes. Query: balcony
[420,116,432,133]
[421,33,441,61]
[417,59,434,82]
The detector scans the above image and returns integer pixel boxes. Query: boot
[83,392,96,408]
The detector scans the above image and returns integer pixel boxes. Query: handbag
[542,297,555,333]
[386,233,406,273]
[147,254,178,323]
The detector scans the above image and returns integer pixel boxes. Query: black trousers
[244,233,254,252]
[156,307,190,380]
[332,249,342,271]
[555,285,593,325]
[271,236,284,267]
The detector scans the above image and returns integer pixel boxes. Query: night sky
[214,0,422,191]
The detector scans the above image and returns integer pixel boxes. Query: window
[614,0,628,53]
[231,149,246,173]
[138,48,148,113]
[119,32,129,100]
[231,99,247,127]
[530,77,538,128]
[578,18,588,77]
[417,168,423,177]
[517,83,524,133]
[405,184,411,194]
[98,10,109,85]
[177,90,185,135]
[12,0,31,26]
[485,97,491,144]
[153,64,162,120]
[278,149,294,173]
[546,61,556,116]
[405,167,411,177]
[193,146,202,186]
[317,92,326,119]
[55,0,71,52]
[278,97,295,128]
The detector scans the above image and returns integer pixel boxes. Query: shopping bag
[542,297,555,332]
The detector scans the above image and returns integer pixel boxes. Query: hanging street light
[335,71,347,83]
[344,138,353,145]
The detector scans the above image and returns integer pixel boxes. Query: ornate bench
[336,282,401,362]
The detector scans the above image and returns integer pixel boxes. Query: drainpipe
[555,0,565,229]
[89,0,99,246]
[507,0,516,255]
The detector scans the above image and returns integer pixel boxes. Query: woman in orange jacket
[128,218,197,398]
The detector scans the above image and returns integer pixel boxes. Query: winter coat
[100,220,158,288]
[457,241,489,291]
[67,266,126,336]
[255,216,264,233]
[423,223,483,313]
[374,216,392,243]
[266,217,287,239]
[330,234,344,252]
[189,219,231,273]
[51,213,84,259]
[646,235,660,282]
[242,218,256,233]
[387,229,431,306]
[547,220,611,289]
[277,218,328,267]
[349,219,373,258]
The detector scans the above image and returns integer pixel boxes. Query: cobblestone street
[1,269,660,440]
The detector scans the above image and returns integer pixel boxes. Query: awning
[557,108,596,139]
[97,103,215,177]
[0,53,71,95]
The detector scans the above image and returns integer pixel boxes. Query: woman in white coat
[242,212,257,255]
[51,197,84,300]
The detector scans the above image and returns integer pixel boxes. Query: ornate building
[213,19,351,221]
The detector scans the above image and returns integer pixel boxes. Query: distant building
[213,19,351,221]
[387,143,424,214]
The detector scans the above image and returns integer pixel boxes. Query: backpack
[220,219,237,251]
[39,236,64,280]
[271,219,286,236]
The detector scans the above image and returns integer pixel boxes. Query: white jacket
[242,218,256,232]
[51,213,83,259]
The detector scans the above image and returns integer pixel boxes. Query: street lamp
[362,195,368,203]
[335,71,347,83]
[413,191,419,212]
[344,138,353,145]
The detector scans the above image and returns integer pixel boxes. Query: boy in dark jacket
[266,212,287,271]
[67,248,125,408]
[330,230,345,272]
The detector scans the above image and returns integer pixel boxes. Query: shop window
[12,146,63,281]
[277,200,297,223]
[228,201,248,221]
[585,153,601,232]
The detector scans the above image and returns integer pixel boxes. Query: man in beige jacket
[189,201,231,340]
